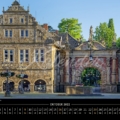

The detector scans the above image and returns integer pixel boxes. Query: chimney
[43,24,48,31]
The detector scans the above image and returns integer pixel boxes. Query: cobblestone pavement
[0,93,120,99]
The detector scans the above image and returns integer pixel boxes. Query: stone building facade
[0,0,120,93]
[0,0,62,93]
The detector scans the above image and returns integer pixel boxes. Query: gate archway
[34,80,46,92]
[19,80,30,92]
[81,67,101,86]
[3,80,14,91]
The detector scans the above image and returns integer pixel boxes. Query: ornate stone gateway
[63,26,119,93]
[34,80,46,92]
[3,80,14,91]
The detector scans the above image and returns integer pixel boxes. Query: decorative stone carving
[14,15,19,24]
[89,26,93,41]
[13,29,19,39]
[30,29,34,38]
[29,18,33,23]
[37,30,41,37]
[46,46,51,50]
[76,41,105,50]
[0,15,2,24]
[41,62,47,69]
[0,29,3,39]
[12,6,17,11]
[4,15,8,24]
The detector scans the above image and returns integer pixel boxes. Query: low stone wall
[101,84,117,93]
[65,86,93,94]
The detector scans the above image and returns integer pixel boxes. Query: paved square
[0,93,120,99]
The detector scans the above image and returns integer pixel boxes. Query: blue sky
[0,0,120,40]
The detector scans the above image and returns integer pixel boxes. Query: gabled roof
[5,0,28,12]
[59,33,80,49]
[36,25,61,44]
[75,40,106,50]
[12,0,20,5]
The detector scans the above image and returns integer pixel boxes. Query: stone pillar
[57,66,60,83]
[0,81,2,92]
[106,57,110,84]
[54,63,57,92]
[14,85,18,90]
[65,52,70,84]
[60,69,63,83]
[118,57,120,83]
[46,85,52,93]
[30,84,34,92]
[111,56,116,84]
[71,57,75,85]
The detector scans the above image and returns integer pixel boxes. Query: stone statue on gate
[89,26,93,41]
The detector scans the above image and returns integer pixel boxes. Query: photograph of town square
[0,0,120,98]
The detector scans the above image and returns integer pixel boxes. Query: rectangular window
[25,50,29,62]
[21,18,24,23]
[40,49,44,62]
[56,51,59,64]
[21,30,24,37]
[4,50,8,60]
[20,50,24,62]
[4,50,14,62]
[5,30,8,37]
[10,30,12,37]
[10,50,13,62]
[25,30,28,37]
[35,49,39,62]
[10,18,12,23]
[20,50,29,62]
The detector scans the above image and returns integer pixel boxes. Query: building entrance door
[34,80,46,92]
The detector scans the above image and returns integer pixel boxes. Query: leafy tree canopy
[58,18,82,40]
[108,18,115,33]
[116,37,120,48]
[93,19,115,48]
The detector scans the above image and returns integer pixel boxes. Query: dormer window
[21,18,24,23]
[10,18,12,24]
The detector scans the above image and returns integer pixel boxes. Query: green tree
[93,20,115,48]
[80,35,86,42]
[58,18,82,40]
[104,28,114,48]
[93,26,100,41]
[116,37,120,48]
[93,22,108,43]
[108,18,115,33]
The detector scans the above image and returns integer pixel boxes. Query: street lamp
[88,40,93,61]
[1,58,13,97]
